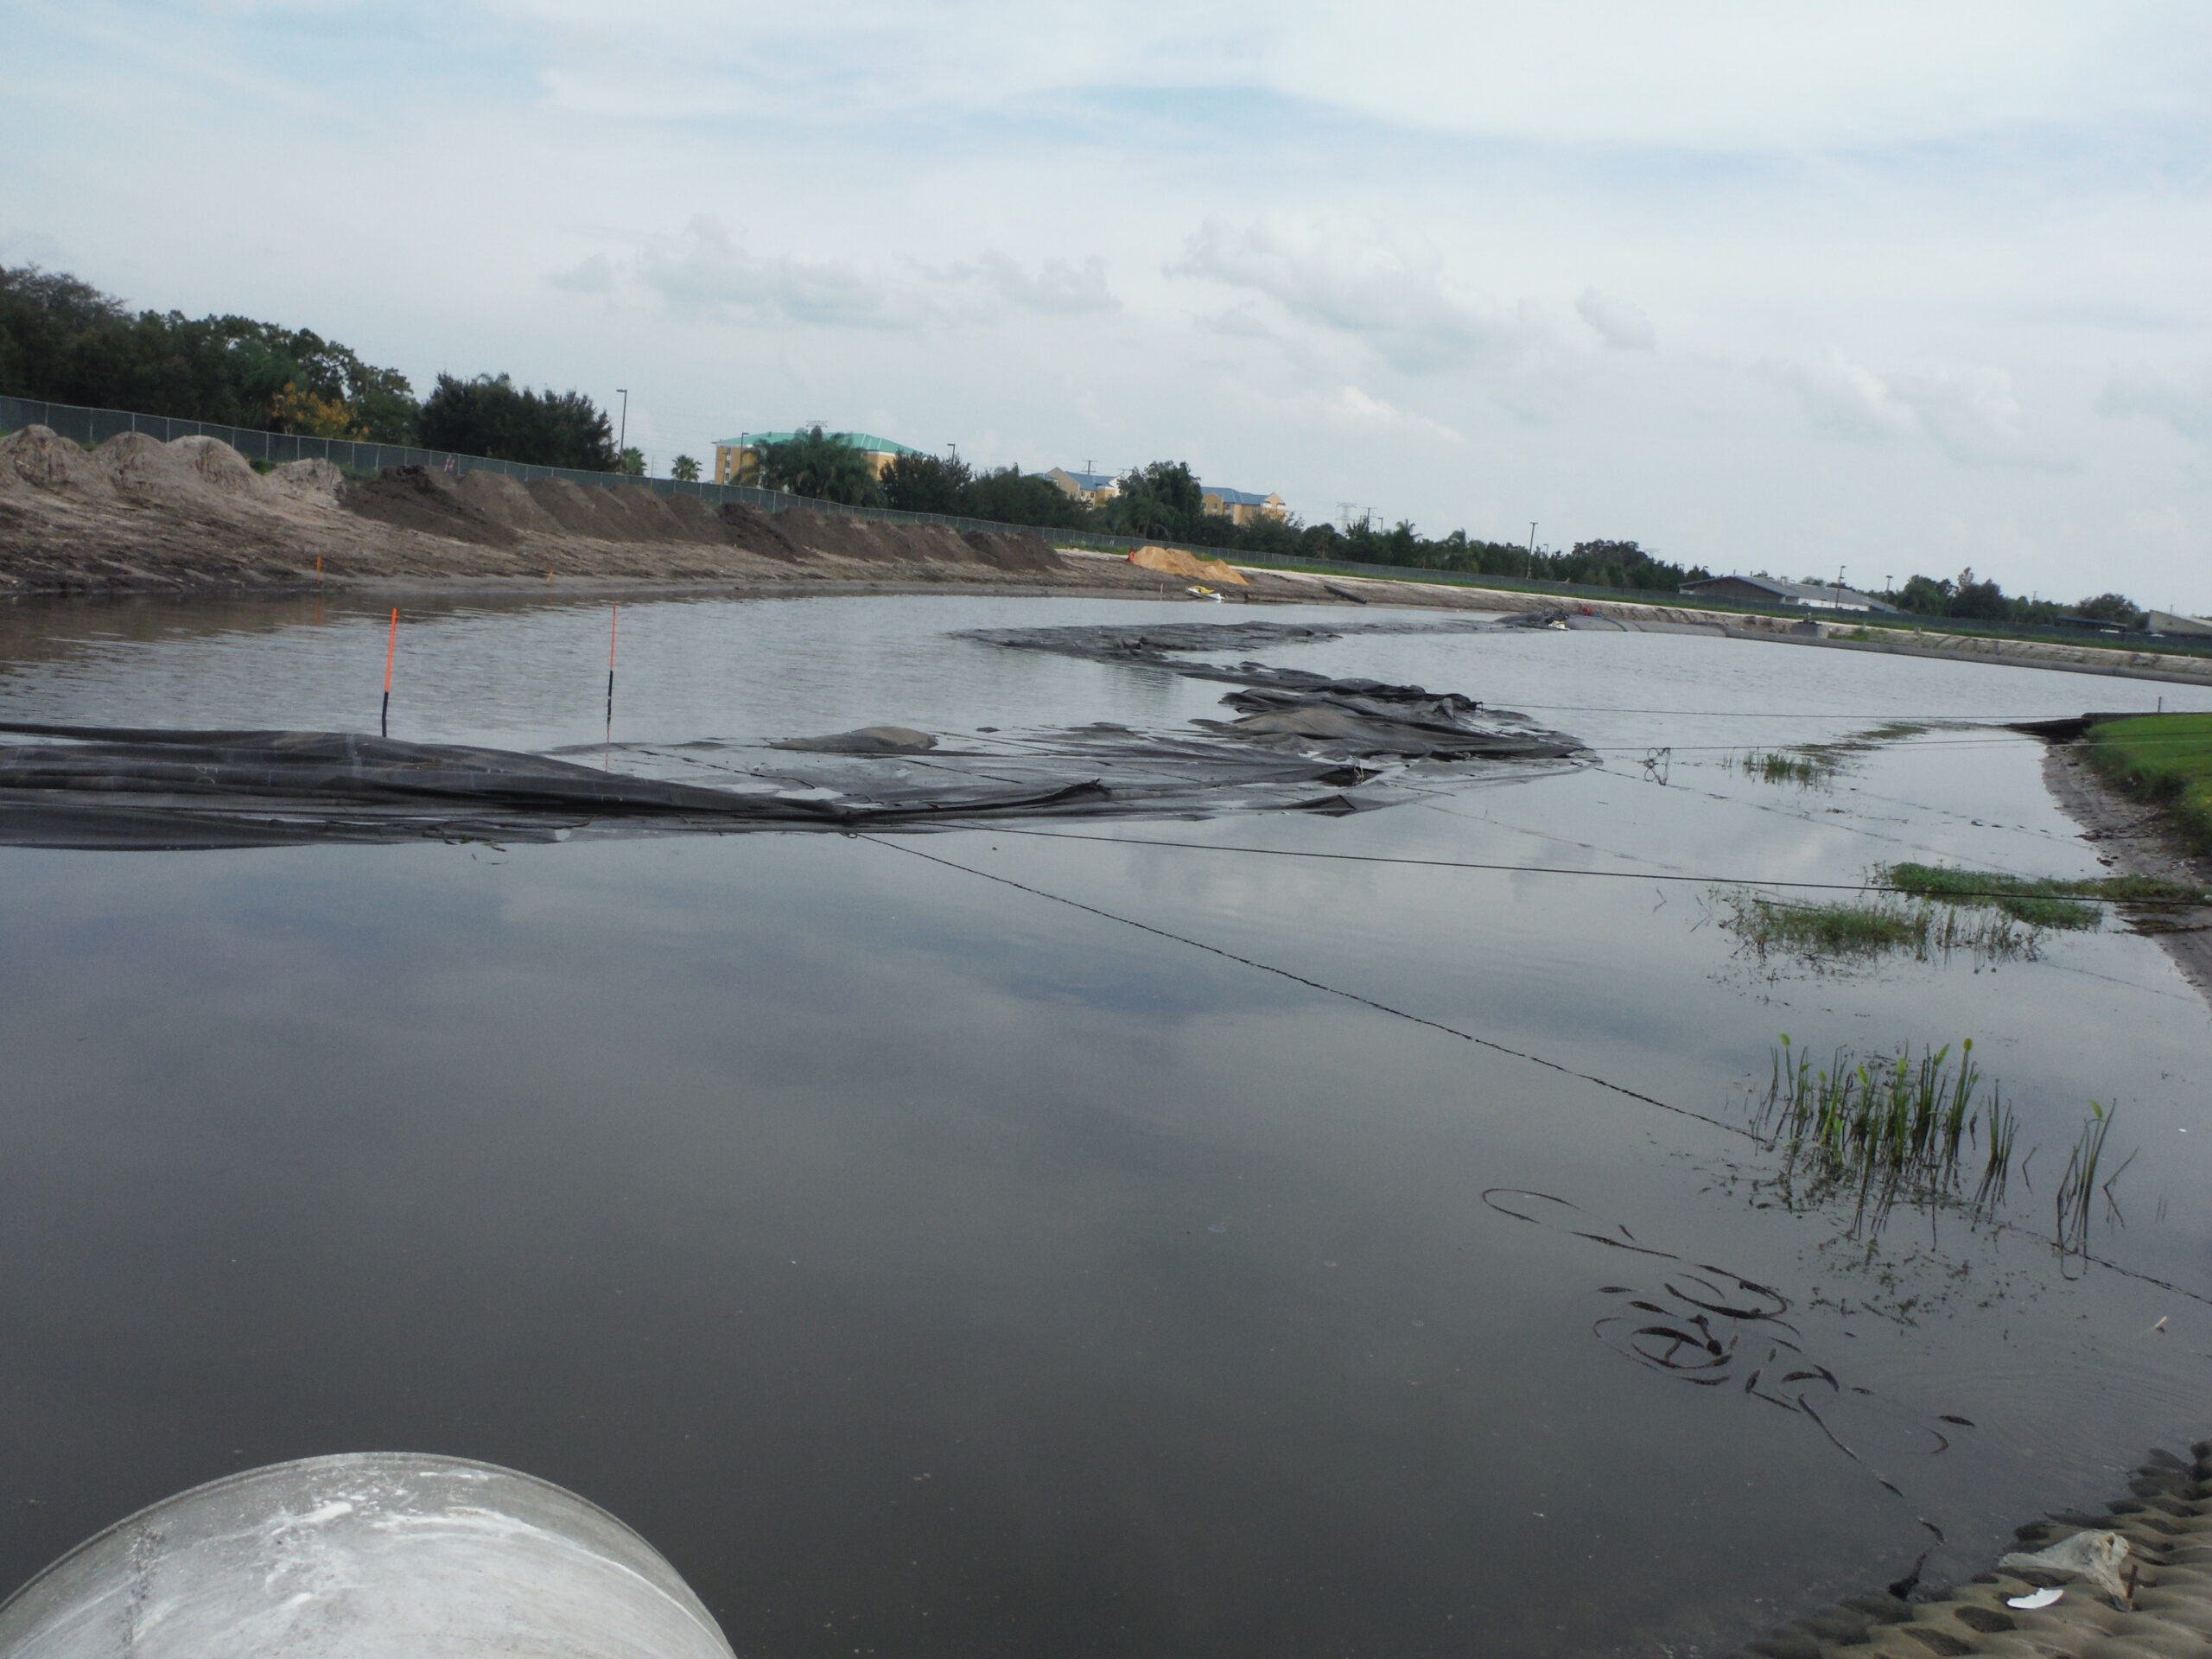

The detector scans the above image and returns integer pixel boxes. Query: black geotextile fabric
[0,626,1586,849]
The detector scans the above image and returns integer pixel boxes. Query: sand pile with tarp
[1127,544,1248,584]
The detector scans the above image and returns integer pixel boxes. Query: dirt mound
[341,467,518,547]
[97,430,280,514]
[168,435,264,496]
[262,457,344,507]
[524,477,635,541]
[454,469,563,537]
[718,503,810,562]
[960,528,1062,574]
[1128,543,1248,585]
[0,426,116,500]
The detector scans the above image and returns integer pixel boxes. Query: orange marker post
[381,607,397,736]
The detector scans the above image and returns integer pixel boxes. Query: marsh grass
[1881,862,2211,930]
[1719,892,2041,966]
[1758,1036,2015,1232]
[2055,1101,2137,1255]
[1725,748,1839,787]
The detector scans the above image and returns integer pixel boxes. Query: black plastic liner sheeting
[0,632,1586,849]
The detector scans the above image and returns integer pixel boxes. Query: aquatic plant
[1759,1038,2127,1249]
[1726,747,1839,787]
[1881,862,2211,931]
[1762,1036,2014,1217]
[2054,1100,2136,1255]
[1719,893,2040,965]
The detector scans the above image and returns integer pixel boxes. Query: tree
[1109,460,1202,538]
[416,373,618,470]
[0,266,419,442]
[1891,574,1953,616]
[960,465,1089,529]
[880,451,974,514]
[757,427,886,505]
[1946,567,2009,621]
[670,454,701,482]
[2075,592,2147,630]
[618,446,645,477]
[269,381,367,440]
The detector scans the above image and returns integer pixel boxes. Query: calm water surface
[2,593,2208,1657]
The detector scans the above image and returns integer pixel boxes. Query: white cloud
[1774,351,2037,463]
[2099,368,2212,442]
[1169,217,1544,376]
[544,252,614,295]
[1576,289,1656,352]
[620,218,1116,329]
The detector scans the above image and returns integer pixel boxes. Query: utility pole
[1528,522,1538,578]
[1834,564,1846,613]
[615,389,629,457]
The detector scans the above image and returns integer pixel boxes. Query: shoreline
[2040,739,2212,1012]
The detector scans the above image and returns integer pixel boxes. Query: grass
[1758,1038,2128,1247]
[1719,893,2041,964]
[1758,1036,2016,1228]
[1725,747,1839,787]
[2086,713,2212,856]
[1882,861,2209,929]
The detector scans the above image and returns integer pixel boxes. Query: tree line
[0,264,641,474]
[2,266,2160,621]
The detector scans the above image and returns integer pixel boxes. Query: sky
[7,1,2212,605]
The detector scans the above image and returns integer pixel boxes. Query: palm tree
[671,454,701,482]
[759,427,885,506]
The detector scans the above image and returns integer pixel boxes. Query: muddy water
[1,592,2209,1657]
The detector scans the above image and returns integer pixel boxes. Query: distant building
[1198,484,1288,528]
[2147,610,2212,638]
[713,430,922,487]
[1039,467,1121,507]
[1679,574,1900,613]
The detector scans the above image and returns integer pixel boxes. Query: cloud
[1774,349,2036,463]
[616,219,1116,330]
[544,252,614,295]
[1576,288,1656,351]
[634,217,905,327]
[2099,368,2212,442]
[950,252,1117,317]
[1168,217,1541,375]
[1322,385,1465,445]
[1195,302,1273,339]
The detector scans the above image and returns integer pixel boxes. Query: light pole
[1528,521,1538,578]
[615,389,629,462]
[1834,565,1846,613]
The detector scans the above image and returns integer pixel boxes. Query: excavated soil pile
[0,426,1139,596]
[1729,1442,2212,1658]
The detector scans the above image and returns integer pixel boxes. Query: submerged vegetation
[1718,893,2042,966]
[1758,1037,2015,1230]
[1725,748,1839,787]
[1881,862,2209,929]
[1757,1039,2128,1249]
[2086,714,2212,856]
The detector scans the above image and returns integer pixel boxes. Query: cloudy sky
[9,2,2212,603]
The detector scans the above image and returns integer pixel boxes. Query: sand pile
[1128,543,1249,585]
[3,425,118,500]
[342,467,519,547]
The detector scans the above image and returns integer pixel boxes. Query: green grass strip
[2085,713,2212,856]
[1882,861,2209,929]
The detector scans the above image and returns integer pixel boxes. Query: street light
[615,389,629,458]
[1528,521,1538,579]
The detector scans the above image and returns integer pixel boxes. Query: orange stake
[381,607,397,735]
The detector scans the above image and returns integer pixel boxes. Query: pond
[1,591,2207,1657]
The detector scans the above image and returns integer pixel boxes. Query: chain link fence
[5,391,2209,659]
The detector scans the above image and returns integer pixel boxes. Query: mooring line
[965,825,2211,909]
[856,832,1741,1133]
[862,833,2212,1311]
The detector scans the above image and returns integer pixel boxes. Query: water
[1,591,2208,1656]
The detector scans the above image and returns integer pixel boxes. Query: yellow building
[1200,484,1288,528]
[1039,467,1121,507]
[713,429,922,487]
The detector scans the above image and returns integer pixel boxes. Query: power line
[970,826,2210,907]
